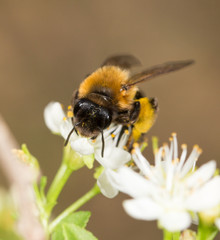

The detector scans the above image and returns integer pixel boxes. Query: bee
[65,55,194,156]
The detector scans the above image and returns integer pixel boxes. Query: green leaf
[52,211,92,240]
[62,223,97,240]
[61,211,91,228]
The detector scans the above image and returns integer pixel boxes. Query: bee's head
[73,98,112,138]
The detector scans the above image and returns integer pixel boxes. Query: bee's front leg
[114,101,140,125]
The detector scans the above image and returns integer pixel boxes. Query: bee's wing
[102,54,141,69]
[126,60,194,87]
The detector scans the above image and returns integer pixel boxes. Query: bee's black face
[73,98,112,138]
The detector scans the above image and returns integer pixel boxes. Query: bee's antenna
[100,130,105,158]
[64,121,82,146]
[64,126,75,146]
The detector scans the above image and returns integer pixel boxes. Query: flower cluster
[44,102,220,235]
[107,133,220,232]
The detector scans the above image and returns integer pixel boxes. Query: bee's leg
[129,101,140,123]
[149,97,159,112]
[114,101,140,125]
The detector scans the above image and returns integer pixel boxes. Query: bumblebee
[65,55,193,155]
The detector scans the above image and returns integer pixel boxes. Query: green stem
[173,232,180,240]
[46,162,73,216]
[163,229,173,240]
[49,184,101,233]
[196,221,218,240]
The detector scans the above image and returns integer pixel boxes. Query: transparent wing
[126,60,194,87]
[102,54,141,69]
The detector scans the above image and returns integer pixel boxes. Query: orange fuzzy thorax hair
[78,66,138,110]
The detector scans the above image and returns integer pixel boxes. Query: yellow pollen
[193,144,199,150]
[133,142,139,148]
[171,132,177,137]
[123,146,128,150]
[63,117,67,121]
[169,137,173,142]
[68,105,72,110]
[92,139,96,143]
[67,111,73,118]
[111,133,115,138]
[124,129,129,135]
[172,158,179,164]
[131,149,136,154]
[181,144,187,149]
[198,148,203,154]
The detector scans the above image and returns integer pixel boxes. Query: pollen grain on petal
[131,148,136,154]
[133,142,139,149]
[198,147,203,154]
[123,145,128,151]
[181,144,187,149]
[67,111,73,118]
[68,105,72,110]
[193,144,199,150]
[171,132,177,137]
[172,158,179,165]
[111,133,116,138]
[124,129,129,135]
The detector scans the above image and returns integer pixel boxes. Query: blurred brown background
[0,1,220,239]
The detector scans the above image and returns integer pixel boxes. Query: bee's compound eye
[99,108,112,129]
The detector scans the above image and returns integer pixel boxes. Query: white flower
[44,102,95,155]
[44,102,131,196]
[108,133,220,232]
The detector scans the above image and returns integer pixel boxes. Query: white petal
[71,138,94,155]
[186,176,220,211]
[60,118,74,139]
[215,218,220,230]
[132,149,154,180]
[180,147,201,178]
[44,102,65,133]
[123,198,162,220]
[95,147,131,169]
[185,161,216,188]
[107,167,155,198]
[159,211,191,232]
[97,170,118,198]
